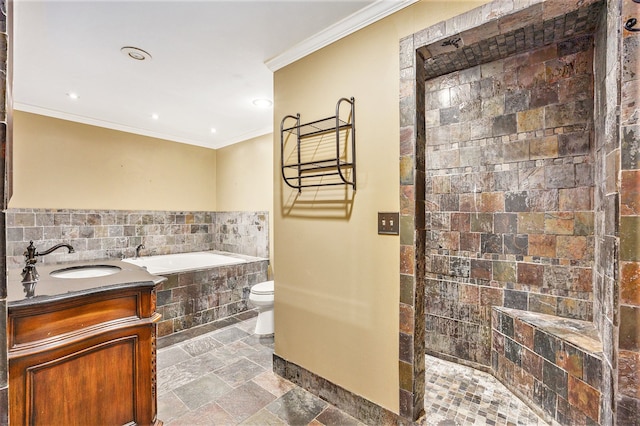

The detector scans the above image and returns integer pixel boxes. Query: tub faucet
[135,244,145,259]
[21,240,75,286]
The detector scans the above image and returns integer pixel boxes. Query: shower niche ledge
[280,97,356,192]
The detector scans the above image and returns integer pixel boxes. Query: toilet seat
[250,280,274,295]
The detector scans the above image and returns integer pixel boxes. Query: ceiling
[12,0,414,150]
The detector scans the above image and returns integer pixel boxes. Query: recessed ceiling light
[121,46,152,61]
[210,128,217,134]
[66,92,79,100]
[252,98,272,108]
[151,113,159,120]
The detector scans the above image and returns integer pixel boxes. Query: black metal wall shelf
[280,97,356,192]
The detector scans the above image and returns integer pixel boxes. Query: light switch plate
[378,212,399,235]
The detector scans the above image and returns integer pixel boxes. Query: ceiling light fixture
[252,98,273,108]
[121,46,152,61]
[66,92,79,100]
[210,128,217,134]
[151,113,159,120]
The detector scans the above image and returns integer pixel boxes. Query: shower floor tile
[158,315,548,425]
[421,356,549,426]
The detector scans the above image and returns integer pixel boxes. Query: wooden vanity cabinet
[8,281,162,426]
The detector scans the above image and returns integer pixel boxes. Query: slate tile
[471,259,492,280]
[215,358,266,388]
[616,395,640,425]
[504,337,522,366]
[518,263,544,287]
[481,233,503,254]
[533,380,557,418]
[568,376,600,422]
[505,90,530,114]
[504,290,528,310]
[493,261,516,283]
[522,348,544,380]
[506,191,529,212]
[217,381,277,422]
[241,408,287,425]
[495,312,512,336]
[267,387,327,425]
[174,373,234,410]
[504,234,528,256]
[557,342,584,379]
[316,406,362,426]
[619,305,640,351]
[529,293,558,316]
[182,335,223,357]
[493,113,517,136]
[534,330,557,363]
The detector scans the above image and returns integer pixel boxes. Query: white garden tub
[122,251,246,275]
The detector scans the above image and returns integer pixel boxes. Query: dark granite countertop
[8,260,166,308]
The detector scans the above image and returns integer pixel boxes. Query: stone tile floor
[157,314,364,425]
[157,314,547,425]
[421,357,548,426]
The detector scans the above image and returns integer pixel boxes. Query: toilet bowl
[249,280,274,335]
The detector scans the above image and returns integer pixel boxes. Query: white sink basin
[50,265,122,279]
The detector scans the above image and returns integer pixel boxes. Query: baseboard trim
[273,353,414,425]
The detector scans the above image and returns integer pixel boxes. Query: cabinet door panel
[27,337,136,425]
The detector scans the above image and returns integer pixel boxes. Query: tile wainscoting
[5,208,270,337]
[5,208,269,268]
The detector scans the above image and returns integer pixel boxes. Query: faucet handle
[24,241,37,260]
[21,266,39,284]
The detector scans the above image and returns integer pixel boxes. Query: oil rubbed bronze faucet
[135,244,145,259]
[21,240,75,289]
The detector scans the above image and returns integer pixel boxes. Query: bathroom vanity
[7,261,165,425]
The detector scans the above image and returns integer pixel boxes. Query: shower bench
[492,307,604,425]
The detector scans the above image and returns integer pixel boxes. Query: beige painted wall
[216,132,274,262]
[216,133,272,211]
[10,111,217,211]
[273,0,488,413]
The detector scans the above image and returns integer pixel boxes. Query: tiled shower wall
[423,34,595,367]
[593,2,619,423]
[616,0,640,422]
[0,0,8,420]
[4,209,269,269]
[401,0,636,424]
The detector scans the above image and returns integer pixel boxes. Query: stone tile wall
[155,255,268,337]
[4,209,269,269]
[616,0,640,423]
[398,28,427,421]
[213,211,269,259]
[423,34,595,367]
[399,0,604,422]
[0,0,7,420]
[273,354,412,426]
[400,1,638,425]
[593,2,619,424]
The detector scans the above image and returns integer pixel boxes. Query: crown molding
[265,0,417,71]
[14,102,271,150]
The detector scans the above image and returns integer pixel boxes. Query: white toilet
[248,280,274,335]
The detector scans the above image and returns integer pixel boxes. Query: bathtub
[122,251,268,338]
[122,251,247,275]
